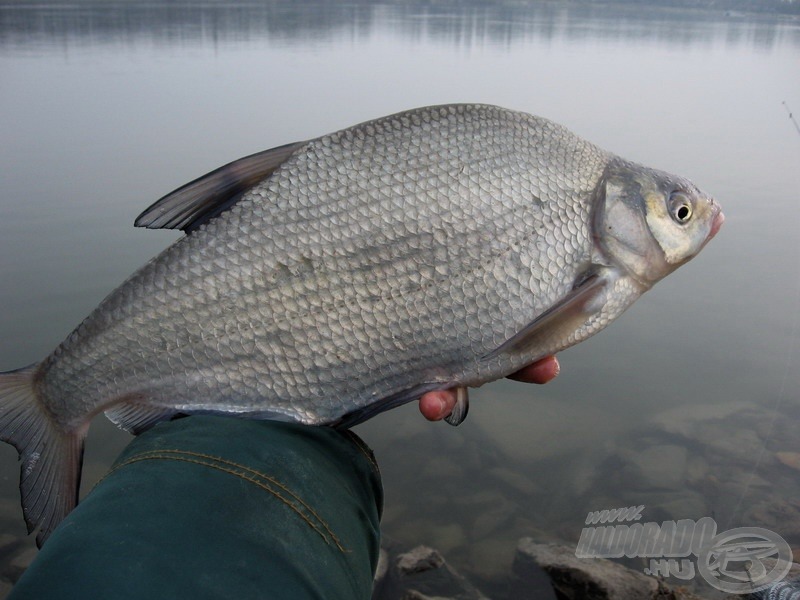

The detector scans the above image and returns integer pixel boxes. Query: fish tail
[0,365,85,547]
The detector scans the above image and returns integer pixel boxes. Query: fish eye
[669,192,693,224]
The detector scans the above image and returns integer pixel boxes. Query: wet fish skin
[0,104,723,546]
[43,106,611,426]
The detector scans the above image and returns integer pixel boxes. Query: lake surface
[1,1,799,596]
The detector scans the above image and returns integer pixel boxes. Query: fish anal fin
[0,365,86,547]
[482,271,609,363]
[135,140,307,232]
[105,402,178,435]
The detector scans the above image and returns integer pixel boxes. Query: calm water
[1,1,799,596]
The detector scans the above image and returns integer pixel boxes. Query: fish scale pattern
[38,105,610,427]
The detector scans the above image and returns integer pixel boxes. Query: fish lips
[708,209,725,240]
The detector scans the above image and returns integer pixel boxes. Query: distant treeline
[6,0,800,15]
[576,0,800,15]
[289,0,800,16]
[417,0,800,16]
[355,0,800,16]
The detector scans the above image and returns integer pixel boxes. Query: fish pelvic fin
[0,365,85,547]
[443,386,469,426]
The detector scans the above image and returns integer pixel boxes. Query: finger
[418,389,456,421]
[507,355,560,384]
[420,355,560,421]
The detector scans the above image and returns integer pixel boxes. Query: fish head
[594,158,724,288]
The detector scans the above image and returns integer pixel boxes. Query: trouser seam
[104,449,347,552]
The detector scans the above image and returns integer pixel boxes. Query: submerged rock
[776,451,800,472]
[723,557,800,599]
[470,498,518,540]
[428,524,467,556]
[745,498,800,541]
[685,454,710,485]
[512,539,706,600]
[466,533,520,583]
[618,444,688,491]
[1,547,37,585]
[373,542,488,600]
[373,537,717,600]
[650,401,756,439]
[487,466,540,497]
[396,546,446,575]
[513,538,658,599]
[472,391,621,464]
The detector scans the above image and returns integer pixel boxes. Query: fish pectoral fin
[482,271,608,362]
[443,386,469,426]
[105,402,179,435]
[134,140,308,232]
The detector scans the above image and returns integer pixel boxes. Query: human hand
[418,355,561,421]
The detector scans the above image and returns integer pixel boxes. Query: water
[0,1,799,595]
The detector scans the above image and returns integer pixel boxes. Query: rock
[0,534,24,561]
[403,593,459,600]
[697,424,764,464]
[513,539,710,600]
[470,387,623,463]
[0,535,18,550]
[508,547,559,599]
[394,517,442,548]
[745,498,800,540]
[618,444,688,491]
[2,546,37,584]
[453,490,505,509]
[776,451,800,472]
[470,498,517,540]
[428,524,467,555]
[373,543,488,600]
[487,466,539,497]
[650,401,756,439]
[685,455,709,485]
[466,534,520,582]
[422,456,466,481]
[721,557,800,599]
[380,502,409,528]
[622,489,709,523]
[513,538,660,599]
[396,547,446,575]
[567,453,610,497]
[0,498,26,521]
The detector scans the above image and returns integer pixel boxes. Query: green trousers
[10,416,383,599]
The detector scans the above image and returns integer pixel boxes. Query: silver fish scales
[0,104,723,545]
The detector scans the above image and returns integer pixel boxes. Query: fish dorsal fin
[482,271,609,362]
[135,141,307,232]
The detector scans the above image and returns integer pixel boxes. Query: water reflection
[1,1,799,596]
[1,1,798,54]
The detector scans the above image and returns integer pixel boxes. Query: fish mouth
[708,209,725,240]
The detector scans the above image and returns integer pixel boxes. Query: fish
[0,104,723,546]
